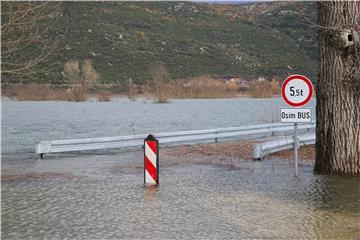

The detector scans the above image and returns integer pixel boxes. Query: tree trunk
[315,1,360,175]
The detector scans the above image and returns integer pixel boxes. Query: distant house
[257,76,266,82]
[223,76,232,82]
[223,76,250,90]
[229,77,242,83]
[237,80,250,89]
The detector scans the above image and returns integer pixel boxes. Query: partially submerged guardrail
[251,133,315,160]
[35,122,315,158]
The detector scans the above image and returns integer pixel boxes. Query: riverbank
[1,77,281,101]
[1,92,273,102]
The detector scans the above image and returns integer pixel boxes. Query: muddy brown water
[2,99,359,239]
[2,148,359,239]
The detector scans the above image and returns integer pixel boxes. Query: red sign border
[281,74,313,107]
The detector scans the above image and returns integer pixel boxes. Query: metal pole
[293,123,298,177]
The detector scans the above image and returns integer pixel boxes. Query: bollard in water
[144,134,159,186]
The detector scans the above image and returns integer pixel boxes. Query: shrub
[225,81,239,92]
[151,64,170,103]
[13,84,51,101]
[5,84,72,101]
[97,92,112,102]
[167,76,234,99]
[270,78,280,95]
[249,81,273,98]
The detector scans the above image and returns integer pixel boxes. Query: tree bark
[315,1,360,175]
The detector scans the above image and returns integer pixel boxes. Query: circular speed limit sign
[281,75,313,107]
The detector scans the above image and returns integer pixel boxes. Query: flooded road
[2,149,359,239]
[2,99,359,239]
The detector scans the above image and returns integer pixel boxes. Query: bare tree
[64,59,100,101]
[315,1,360,175]
[1,2,65,80]
[151,64,170,103]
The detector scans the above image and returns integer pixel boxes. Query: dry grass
[248,79,280,98]
[2,75,281,101]
[97,92,112,102]
[268,144,315,161]
[3,84,74,101]
[2,83,111,102]
[225,81,239,93]
[249,81,272,98]
[168,75,237,99]
[270,78,280,95]
[69,85,87,102]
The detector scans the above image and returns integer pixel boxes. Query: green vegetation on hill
[2,1,318,87]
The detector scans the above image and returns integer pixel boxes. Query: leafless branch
[1,2,66,78]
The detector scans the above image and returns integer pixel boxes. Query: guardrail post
[36,141,51,159]
[144,134,159,186]
[252,145,262,160]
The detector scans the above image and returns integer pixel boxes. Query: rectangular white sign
[280,108,311,123]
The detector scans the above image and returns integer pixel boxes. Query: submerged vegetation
[151,64,170,103]
[2,75,281,101]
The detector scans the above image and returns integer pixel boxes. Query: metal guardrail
[251,133,315,160]
[35,122,315,157]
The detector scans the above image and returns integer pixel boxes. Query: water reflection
[143,185,159,201]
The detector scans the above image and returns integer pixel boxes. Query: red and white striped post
[144,134,159,185]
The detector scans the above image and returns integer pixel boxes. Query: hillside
[2,1,318,87]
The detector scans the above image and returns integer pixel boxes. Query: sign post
[293,122,299,176]
[281,74,313,177]
[144,134,159,186]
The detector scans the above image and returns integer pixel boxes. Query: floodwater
[2,98,359,239]
[1,98,314,155]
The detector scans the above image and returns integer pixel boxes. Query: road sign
[280,108,311,123]
[281,75,313,107]
[280,74,313,177]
